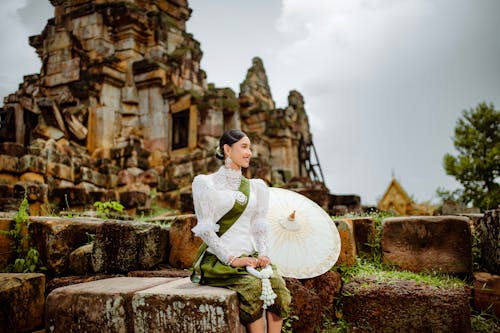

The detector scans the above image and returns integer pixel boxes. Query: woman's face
[225,136,252,169]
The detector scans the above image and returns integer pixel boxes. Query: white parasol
[266,187,341,279]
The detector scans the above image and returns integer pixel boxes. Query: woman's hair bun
[215,129,247,160]
[215,146,225,160]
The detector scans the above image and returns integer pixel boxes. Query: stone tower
[0,0,326,215]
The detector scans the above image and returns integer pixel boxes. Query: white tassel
[246,265,277,309]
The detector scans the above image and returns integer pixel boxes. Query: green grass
[471,309,500,333]
[336,256,466,288]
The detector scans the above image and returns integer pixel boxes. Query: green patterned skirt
[200,252,291,325]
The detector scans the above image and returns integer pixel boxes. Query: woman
[191,129,291,333]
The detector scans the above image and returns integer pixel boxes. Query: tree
[443,102,500,211]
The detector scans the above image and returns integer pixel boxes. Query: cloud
[276,0,431,80]
[0,0,50,101]
[268,0,500,204]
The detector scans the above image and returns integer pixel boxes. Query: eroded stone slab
[45,277,174,333]
[343,276,471,332]
[69,243,93,275]
[347,217,375,254]
[284,277,322,333]
[473,272,500,317]
[302,271,342,318]
[29,216,104,276]
[476,209,500,274]
[382,216,472,273]
[132,277,245,333]
[92,220,168,273]
[0,273,45,333]
[333,219,356,267]
[167,214,202,268]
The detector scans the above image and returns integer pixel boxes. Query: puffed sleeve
[191,175,233,264]
[250,179,270,257]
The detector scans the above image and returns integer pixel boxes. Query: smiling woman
[190,129,291,333]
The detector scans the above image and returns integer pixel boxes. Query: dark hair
[215,129,247,160]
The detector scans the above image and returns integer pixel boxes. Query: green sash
[190,177,250,283]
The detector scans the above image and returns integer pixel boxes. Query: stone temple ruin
[0,0,336,216]
[1,2,500,332]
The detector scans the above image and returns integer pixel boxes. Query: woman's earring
[225,157,233,168]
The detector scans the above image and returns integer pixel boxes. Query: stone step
[45,277,245,333]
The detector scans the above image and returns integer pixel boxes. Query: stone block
[0,142,25,157]
[45,277,173,333]
[180,188,194,213]
[119,190,149,208]
[69,244,94,275]
[346,217,375,254]
[382,216,472,273]
[122,86,139,104]
[88,190,118,203]
[48,31,71,51]
[46,162,74,181]
[43,69,80,87]
[0,197,22,213]
[92,220,168,273]
[20,172,45,184]
[0,273,45,333]
[302,271,342,317]
[476,209,500,274]
[46,58,80,75]
[0,173,19,185]
[29,217,104,275]
[148,151,168,168]
[284,277,322,333]
[0,154,19,173]
[78,166,107,187]
[333,219,357,267]
[33,124,65,141]
[138,169,159,187]
[51,186,88,208]
[132,277,246,333]
[473,272,500,317]
[117,169,136,186]
[172,161,193,178]
[14,181,48,202]
[0,184,13,198]
[342,276,471,332]
[167,214,202,268]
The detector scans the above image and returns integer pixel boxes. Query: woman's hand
[229,256,259,268]
[257,255,271,268]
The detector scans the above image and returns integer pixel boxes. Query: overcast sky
[1,0,499,205]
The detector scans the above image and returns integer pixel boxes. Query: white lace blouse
[191,166,270,265]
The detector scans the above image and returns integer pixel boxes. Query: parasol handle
[288,210,296,221]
